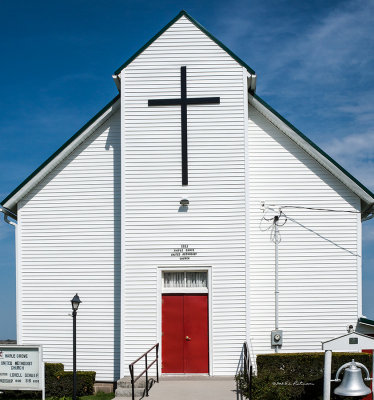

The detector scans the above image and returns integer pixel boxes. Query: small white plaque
[0,346,44,391]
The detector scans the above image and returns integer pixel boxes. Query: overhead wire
[261,203,359,256]
[265,204,360,214]
[260,207,287,243]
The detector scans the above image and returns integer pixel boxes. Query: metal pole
[130,365,134,400]
[249,365,253,400]
[274,216,279,353]
[156,344,159,383]
[243,342,248,379]
[73,309,77,400]
[145,353,149,396]
[323,350,332,400]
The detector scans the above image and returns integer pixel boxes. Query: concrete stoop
[114,376,156,399]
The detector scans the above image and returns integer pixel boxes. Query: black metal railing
[243,341,253,400]
[129,343,159,400]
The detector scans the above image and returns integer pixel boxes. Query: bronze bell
[334,359,371,397]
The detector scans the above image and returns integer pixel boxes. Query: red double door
[162,294,209,373]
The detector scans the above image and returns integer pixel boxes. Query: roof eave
[2,95,121,214]
[358,317,374,327]
[249,93,374,212]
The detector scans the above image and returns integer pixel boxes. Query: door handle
[185,336,191,341]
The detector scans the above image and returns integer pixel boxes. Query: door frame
[157,266,213,375]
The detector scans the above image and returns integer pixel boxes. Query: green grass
[80,393,114,400]
[45,394,114,400]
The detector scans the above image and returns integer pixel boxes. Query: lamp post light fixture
[71,294,81,312]
[180,199,189,207]
[178,198,189,213]
[71,294,81,400]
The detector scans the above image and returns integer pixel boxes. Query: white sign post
[0,345,44,400]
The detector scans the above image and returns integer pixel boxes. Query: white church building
[1,11,374,383]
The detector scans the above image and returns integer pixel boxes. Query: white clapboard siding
[248,104,361,356]
[18,109,121,382]
[121,15,247,375]
[13,12,364,382]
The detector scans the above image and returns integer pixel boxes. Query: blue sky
[0,0,373,339]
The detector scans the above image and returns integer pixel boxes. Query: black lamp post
[71,294,81,400]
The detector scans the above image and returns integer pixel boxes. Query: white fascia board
[112,74,121,92]
[249,94,374,206]
[246,72,257,93]
[3,98,120,212]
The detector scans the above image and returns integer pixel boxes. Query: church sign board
[0,345,44,394]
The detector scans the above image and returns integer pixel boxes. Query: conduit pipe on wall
[274,215,279,332]
[262,202,284,353]
[273,215,280,354]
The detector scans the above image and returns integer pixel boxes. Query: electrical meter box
[271,330,283,346]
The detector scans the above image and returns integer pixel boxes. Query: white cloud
[325,132,374,160]
[217,0,374,194]
[259,0,374,85]
[215,0,374,137]
[323,131,374,189]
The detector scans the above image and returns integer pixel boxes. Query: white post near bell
[323,349,333,400]
[322,331,374,400]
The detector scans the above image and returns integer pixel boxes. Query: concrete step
[114,398,134,400]
[114,377,157,398]
[114,398,142,400]
[115,386,146,397]
[117,376,157,388]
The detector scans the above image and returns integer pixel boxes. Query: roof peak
[113,10,256,76]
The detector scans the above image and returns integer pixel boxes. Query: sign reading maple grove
[0,346,44,392]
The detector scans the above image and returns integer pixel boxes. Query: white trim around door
[157,266,213,375]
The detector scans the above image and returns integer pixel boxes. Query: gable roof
[1,94,120,214]
[322,330,374,351]
[2,11,374,217]
[250,93,374,210]
[113,10,256,77]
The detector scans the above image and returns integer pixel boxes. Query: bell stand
[322,331,374,400]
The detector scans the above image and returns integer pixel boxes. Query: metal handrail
[243,341,253,400]
[129,343,159,400]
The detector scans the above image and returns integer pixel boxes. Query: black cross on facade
[148,66,220,186]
